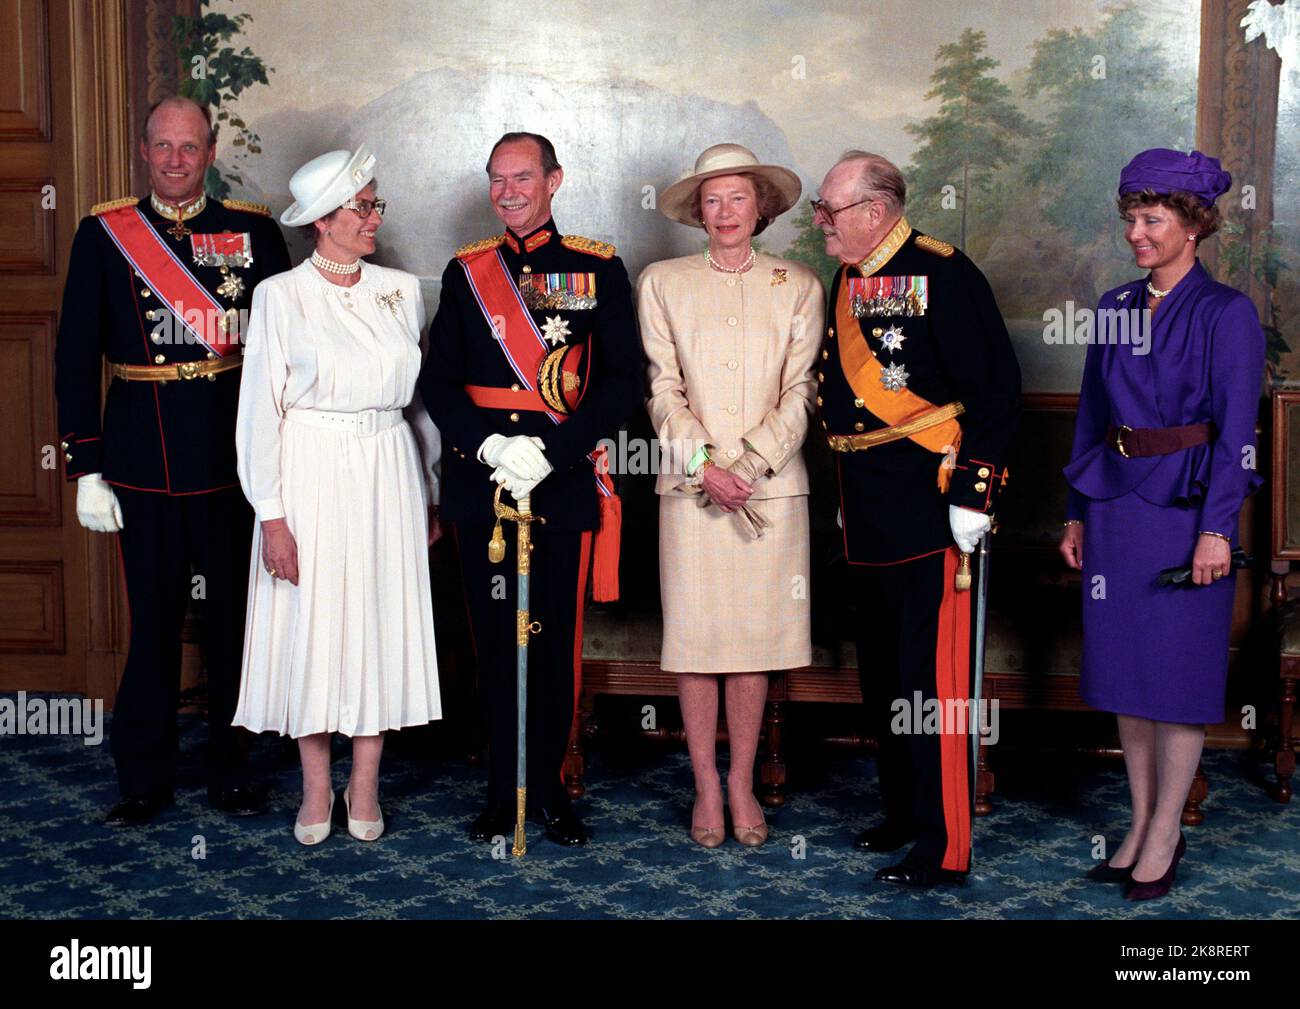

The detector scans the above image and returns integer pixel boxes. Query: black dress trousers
[455,520,587,809]
[112,486,253,799]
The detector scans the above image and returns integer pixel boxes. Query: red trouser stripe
[935,546,972,872]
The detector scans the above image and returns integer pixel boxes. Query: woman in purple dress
[1059,148,1265,900]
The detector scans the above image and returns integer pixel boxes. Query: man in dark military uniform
[54,96,290,825]
[419,132,642,846]
[813,151,1021,887]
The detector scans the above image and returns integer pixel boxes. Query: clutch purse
[1157,547,1252,588]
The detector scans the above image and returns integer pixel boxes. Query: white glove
[949,504,991,554]
[478,433,552,481]
[491,465,544,500]
[76,473,124,533]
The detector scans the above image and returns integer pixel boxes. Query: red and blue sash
[98,206,235,358]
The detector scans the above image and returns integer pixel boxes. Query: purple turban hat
[1117,148,1232,207]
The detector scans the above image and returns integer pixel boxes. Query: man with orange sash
[419,132,641,846]
[813,151,1020,887]
[54,97,290,826]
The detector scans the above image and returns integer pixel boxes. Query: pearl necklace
[311,250,361,275]
[705,247,755,274]
[1146,281,1172,299]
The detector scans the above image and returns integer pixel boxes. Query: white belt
[285,407,404,436]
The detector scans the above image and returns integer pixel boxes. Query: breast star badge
[880,362,910,392]
[879,324,906,354]
[216,273,246,301]
[542,314,571,346]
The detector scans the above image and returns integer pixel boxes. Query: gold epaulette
[90,197,139,216]
[561,235,615,259]
[222,198,272,217]
[456,235,506,259]
[915,234,954,257]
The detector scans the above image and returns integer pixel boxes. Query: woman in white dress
[233,145,443,845]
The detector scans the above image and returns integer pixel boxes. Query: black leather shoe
[468,800,516,842]
[874,860,966,889]
[208,785,265,817]
[104,795,171,827]
[530,801,587,846]
[853,821,917,852]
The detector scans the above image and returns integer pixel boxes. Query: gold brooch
[771,268,788,287]
[376,288,405,316]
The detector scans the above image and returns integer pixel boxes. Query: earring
[1187,235,1196,241]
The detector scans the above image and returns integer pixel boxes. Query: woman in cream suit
[638,144,823,848]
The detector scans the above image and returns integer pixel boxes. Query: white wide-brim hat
[659,143,801,228]
[280,144,377,227]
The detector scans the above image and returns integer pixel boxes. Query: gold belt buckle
[177,361,202,380]
[1115,424,1133,458]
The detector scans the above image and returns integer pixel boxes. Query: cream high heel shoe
[344,786,384,841]
[294,790,335,846]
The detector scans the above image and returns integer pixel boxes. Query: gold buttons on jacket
[140,289,152,298]
[522,265,532,274]
[151,332,163,344]
[65,452,73,462]
[977,466,991,478]
[974,481,988,493]
[60,441,69,450]
[872,327,883,337]
[509,412,520,423]
[145,310,156,320]
[510,383,521,392]
[854,422,865,432]
[827,327,834,337]
[816,396,823,406]
[154,353,166,364]
[854,397,864,408]
[821,350,829,360]
[817,371,825,382]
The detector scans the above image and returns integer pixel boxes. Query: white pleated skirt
[233,412,442,738]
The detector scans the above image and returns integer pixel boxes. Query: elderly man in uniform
[419,132,642,846]
[814,151,1020,887]
[54,96,290,825]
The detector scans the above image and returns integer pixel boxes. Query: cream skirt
[658,494,811,673]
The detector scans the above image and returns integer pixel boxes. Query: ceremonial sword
[488,485,544,858]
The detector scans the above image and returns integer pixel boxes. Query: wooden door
[0,0,130,701]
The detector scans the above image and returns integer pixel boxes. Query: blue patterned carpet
[1,700,1298,920]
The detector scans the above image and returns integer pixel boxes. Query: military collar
[503,219,557,255]
[856,215,912,278]
[149,191,208,222]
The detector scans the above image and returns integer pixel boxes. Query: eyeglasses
[810,196,874,224]
[339,197,387,218]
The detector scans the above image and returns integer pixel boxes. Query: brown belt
[111,357,242,383]
[827,401,964,453]
[1106,422,1214,458]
